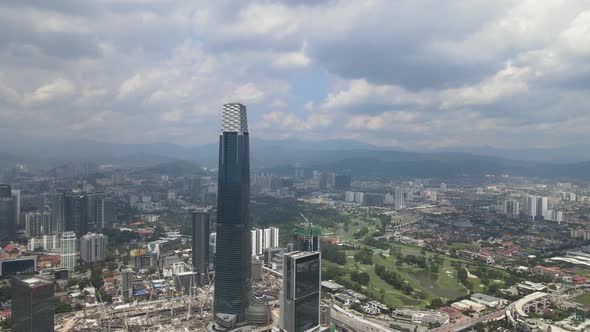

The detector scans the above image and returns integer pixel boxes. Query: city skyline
[0,1,590,150]
[2,1,590,331]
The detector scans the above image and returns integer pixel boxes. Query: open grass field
[574,292,590,305]
[573,269,590,277]
[322,213,510,308]
[441,242,481,252]
[323,247,469,308]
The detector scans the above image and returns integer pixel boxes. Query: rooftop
[471,293,505,303]
[322,281,344,291]
[20,277,53,288]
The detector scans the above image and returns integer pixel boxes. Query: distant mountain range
[1,137,590,181]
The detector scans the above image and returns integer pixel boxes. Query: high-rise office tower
[46,193,65,234]
[440,183,447,192]
[293,224,321,252]
[188,176,202,203]
[25,212,52,238]
[192,211,210,286]
[213,103,252,324]
[86,192,106,230]
[280,251,321,332]
[80,233,108,264]
[64,194,88,236]
[0,184,16,241]
[11,276,55,332]
[11,189,21,226]
[60,231,77,271]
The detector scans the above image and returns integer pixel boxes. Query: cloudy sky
[1,0,589,150]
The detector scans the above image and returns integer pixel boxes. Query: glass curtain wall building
[281,251,321,332]
[213,103,252,324]
[0,184,15,241]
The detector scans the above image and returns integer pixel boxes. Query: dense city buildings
[213,103,252,325]
[79,232,107,264]
[191,210,209,286]
[280,251,321,332]
[11,277,55,332]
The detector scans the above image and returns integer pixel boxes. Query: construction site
[55,268,283,332]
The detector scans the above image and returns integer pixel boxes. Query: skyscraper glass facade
[0,184,15,241]
[213,103,252,321]
[281,251,321,332]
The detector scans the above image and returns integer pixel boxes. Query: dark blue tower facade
[213,103,252,325]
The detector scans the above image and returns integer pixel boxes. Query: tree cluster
[350,270,370,285]
[321,242,347,265]
[354,249,373,265]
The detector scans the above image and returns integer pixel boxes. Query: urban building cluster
[1,103,590,332]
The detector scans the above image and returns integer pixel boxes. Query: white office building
[25,212,52,237]
[60,232,77,271]
[28,235,60,252]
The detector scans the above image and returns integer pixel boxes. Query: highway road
[331,304,400,332]
[430,309,505,332]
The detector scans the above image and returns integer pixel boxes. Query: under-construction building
[292,224,321,252]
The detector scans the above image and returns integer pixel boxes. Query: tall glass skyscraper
[280,251,321,332]
[213,103,252,325]
[192,210,209,286]
[0,184,16,241]
[11,276,55,332]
